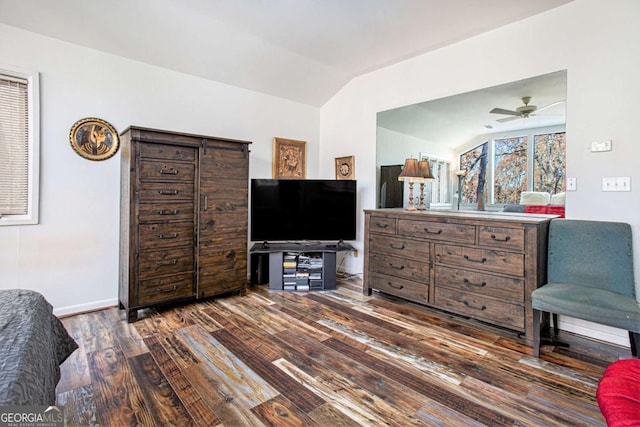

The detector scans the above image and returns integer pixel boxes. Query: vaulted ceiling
[0,0,573,106]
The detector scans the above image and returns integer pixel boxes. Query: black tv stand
[250,242,355,291]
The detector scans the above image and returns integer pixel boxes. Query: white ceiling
[0,0,573,106]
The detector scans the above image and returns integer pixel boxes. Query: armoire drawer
[435,244,524,277]
[138,272,195,305]
[139,142,197,162]
[138,247,194,280]
[435,265,524,301]
[138,222,194,251]
[369,272,428,303]
[369,252,429,283]
[139,159,196,182]
[369,234,429,260]
[137,182,195,202]
[398,219,475,244]
[434,287,524,330]
[138,202,194,223]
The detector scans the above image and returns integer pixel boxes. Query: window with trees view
[459,131,565,206]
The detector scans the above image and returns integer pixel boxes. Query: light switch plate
[591,140,612,152]
[603,176,631,191]
[566,177,577,191]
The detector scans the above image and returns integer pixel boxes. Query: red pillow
[597,359,640,426]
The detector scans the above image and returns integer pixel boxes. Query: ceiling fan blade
[535,100,565,113]
[496,116,522,123]
[489,107,521,116]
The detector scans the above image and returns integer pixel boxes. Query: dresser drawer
[435,265,523,301]
[138,247,194,280]
[478,226,524,251]
[369,216,396,235]
[138,272,195,305]
[139,142,197,162]
[369,234,429,260]
[369,252,429,282]
[369,272,428,303]
[435,244,524,277]
[435,287,524,330]
[138,182,195,202]
[138,202,194,222]
[398,219,475,244]
[138,222,194,251]
[139,159,196,183]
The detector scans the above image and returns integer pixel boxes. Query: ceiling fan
[490,96,564,123]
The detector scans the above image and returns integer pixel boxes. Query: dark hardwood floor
[56,279,630,426]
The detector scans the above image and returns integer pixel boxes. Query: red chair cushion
[597,359,640,426]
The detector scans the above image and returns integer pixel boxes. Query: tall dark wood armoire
[118,126,251,322]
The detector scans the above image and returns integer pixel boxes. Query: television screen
[251,179,357,242]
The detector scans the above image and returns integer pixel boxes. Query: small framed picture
[273,137,306,179]
[69,117,119,161]
[335,155,355,180]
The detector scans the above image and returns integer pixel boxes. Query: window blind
[0,74,29,215]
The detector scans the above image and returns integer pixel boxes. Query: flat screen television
[251,179,357,243]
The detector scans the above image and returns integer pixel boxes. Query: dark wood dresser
[364,209,553,346]
[119,126,250,321]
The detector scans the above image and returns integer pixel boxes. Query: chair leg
[552,313,559,336]
[629,331,639,357]
[533,309,541,358]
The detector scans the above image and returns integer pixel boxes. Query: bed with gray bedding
[0,289,78,405]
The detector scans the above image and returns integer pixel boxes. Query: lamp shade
[398,158,423,182]
[418,160,435,180]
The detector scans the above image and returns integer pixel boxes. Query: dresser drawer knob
[387,282,404,290]
[389,263,405,270]
[155,259,179,266]
[389,243,406,250]
[156,285,179,294]
[158,209,179,215]
[464,255,487,264]
[463,278,487,287]
[423,228,443,235]
[158,189,179,195]
[490,234,511,242]
[159,166,179,175]
[463,300,487,311]
[158,233,179,239]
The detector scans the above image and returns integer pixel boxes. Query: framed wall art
[69,117,120,161]
[335,155,355,180]
[272,137,306,179]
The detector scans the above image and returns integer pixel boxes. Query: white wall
[0,24,320,315]
[320,0,640,346]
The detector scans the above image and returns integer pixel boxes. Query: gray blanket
[0,289,78,405]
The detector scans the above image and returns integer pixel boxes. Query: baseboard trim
[54,298,118,318]
[559,316,629,347]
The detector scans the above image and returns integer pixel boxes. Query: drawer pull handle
[387,282,404,290]
[158,190,179,195]
[390,243,406,250]
[156,285,178,294]
[490,234,511,242]
[158,209,179,215]
[463,300,487,311]
[376,223,389,229]
[464,255,487,264]
[159,167,179,175]
[423,228,443,235]
[389,264,405,270]
[156,259,178,266]
[158,233,178,239]
[463,278,487,287]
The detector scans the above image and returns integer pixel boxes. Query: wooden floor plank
[57,279,627,426]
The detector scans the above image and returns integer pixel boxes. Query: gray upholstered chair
[532,219,640,357]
